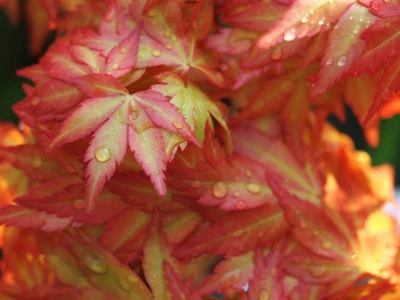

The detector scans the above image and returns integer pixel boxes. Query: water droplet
[94,147,111,163]
[386,22,391,29]
[172,121,184,129]
[245,170,252,178]
[65,165,75,173]
[246,183,261,194]
[235,200,247,210]
[112,63,119,70]
[308,265,326,277]
[234,191,241,198]
[337,56,346,67]
[259,291,269,300]
[119,47,127,54]
[270,47,282,60]
[190,181,202,188]
[321,240,332,249]
[299,219,307,229]
[301,16,308,23]
[326,58,333,65]
[72,198,86,210]
[283,29,296,41]
[84,255,107,274]
[152,49,162,57]
[280,80,294,94]
[318,19,325,25]
[370,0,380,11]
[31,97,40,106]
[351,254,357,260]
[212,182,229,198]
[309,9,315,15]
[165,44,172,50]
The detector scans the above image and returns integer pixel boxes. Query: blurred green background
[1,10,399,184]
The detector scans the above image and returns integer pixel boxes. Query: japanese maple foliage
[1,0,400,299]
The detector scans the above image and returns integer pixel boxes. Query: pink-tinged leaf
[163,209,202,245]
[104,24,141,77]
[232,126,322,205]
[246,240,287,300]
[257,0,354,50]
[164,261,202,300]
[302,32,329,66]
[0,205,72,231]
[310,3,377,97]
[21,286,120,300]
[203,122,228,165]
[282,251,359,285]
[41,36,92,80]
[17,64,51,84]
[197,251,254,295]
[169,155,278,211]
[350,16,400,76]
[128,127,168,196]
[106,173,184,212]
[358,0,400,17]
[49,96,123,149]
[364,56,400,123]
[30,79,85,116]
[0,144,67,182]
[15,180,128,225]
[242,37,310,69]
[61,231,153,299]
[100,208,151,252]
[265,172,353,261]
[143,211,182,300]
[84,101,129,212]
[69,45,105,74]
[174,204,288,258]
[74,74,128,97]
[220,0,286,32]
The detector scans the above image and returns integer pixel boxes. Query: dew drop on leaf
[212,181,229,198]
[270,48,282,60]
[326,58,333,66]
[370,0,380,10]
[321,240,332,249]
[246,183,261,194]
[190,180,202,188]
[337,56,346,67]
[84,255,107,274]
[235,200,247,210]
[72,198,86,210]
[94,147,111,163]
[283,29,296,41]
[31,97,41,106]
[119,47,127,54]
[112,63,120,70]
[152,49,162,57]
[166,44,172,50]
[307,265,326,278]
[172,121,184,129]
[245,170,252,178]
[318,19,325,25]
[301,16,308,23]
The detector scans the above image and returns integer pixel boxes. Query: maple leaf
[49,73,200,211]
[169,155,278,211]
[56,231,153,299]
[257,0,355,50]
[174,204,288,258]
[0,205,73,231]
[137,0,226,86]
[152,72,229,144]
[142,211,194,300]
[197,251,254,296]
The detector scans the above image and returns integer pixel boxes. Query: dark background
[1,10,399,184]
